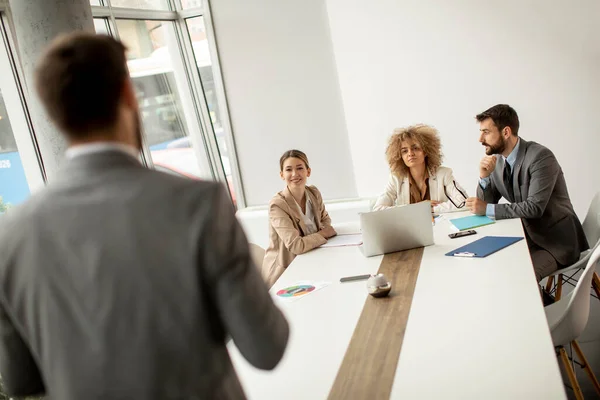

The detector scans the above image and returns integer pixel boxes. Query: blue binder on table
[449,215,495,231]
[445,236,524,258]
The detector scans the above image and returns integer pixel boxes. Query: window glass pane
[110,0,169,10]
[116,19,221,193]
[0,90,31,210]
[93,18,110,35]
[181,0,202,8]
[185,17,237,205]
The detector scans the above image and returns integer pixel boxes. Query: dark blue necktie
[503,162,514,201]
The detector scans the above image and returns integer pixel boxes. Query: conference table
[228,211,566,399]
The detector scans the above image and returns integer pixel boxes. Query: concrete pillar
[8,0,94,181]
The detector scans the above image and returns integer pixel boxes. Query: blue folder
[445,236,524,258]
[449,215,495,231]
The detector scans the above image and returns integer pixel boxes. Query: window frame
[0,11,46,195]
[181,2,245,208]
[92,0,245,207]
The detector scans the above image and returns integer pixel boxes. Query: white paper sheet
[274,281,331,303]
[321,233,363,248]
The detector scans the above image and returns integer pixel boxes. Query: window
[93,18,110,35]
[90,3,242,207]
[115,19,218,187]
[185,16,235,202]
[0,90,29,211]
[0,20,43,211]
[0,94,17,152]
[181,0,202,8]
[109,0,170,10]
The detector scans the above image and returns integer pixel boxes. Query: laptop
[359,201,434,257]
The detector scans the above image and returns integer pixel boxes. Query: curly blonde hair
[385,124,443,178]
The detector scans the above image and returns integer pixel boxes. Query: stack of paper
[321,233,363,248]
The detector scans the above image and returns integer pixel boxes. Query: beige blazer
[262,185,332,288]
[374,166,468,213]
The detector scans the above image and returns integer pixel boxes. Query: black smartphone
[340,274,371,283]
[448,230,477,239]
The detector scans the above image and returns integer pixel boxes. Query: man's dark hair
[475,104,520,136]
[35,32,129,139]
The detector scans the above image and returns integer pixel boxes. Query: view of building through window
[0,90,31,211]
[117,20,199,151]
[114,18,237,204]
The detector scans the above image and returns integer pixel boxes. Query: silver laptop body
[360,201,434,257]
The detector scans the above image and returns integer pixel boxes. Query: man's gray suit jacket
[477,138,588,266]
[0,150,289,399]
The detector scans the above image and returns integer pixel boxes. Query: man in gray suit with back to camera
[465,104,588,292]
[0,32,288,399]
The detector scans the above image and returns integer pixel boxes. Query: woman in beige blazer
[374,124,468,213]
[262,150,337,288]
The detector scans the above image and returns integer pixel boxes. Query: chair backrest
[550,245,600,346]
[582,192,600,250]
[249,243,266,270]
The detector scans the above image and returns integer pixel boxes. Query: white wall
[210,0,357,207]
[325,0,600,218]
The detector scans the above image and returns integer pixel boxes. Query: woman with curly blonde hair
[374,124,468,213]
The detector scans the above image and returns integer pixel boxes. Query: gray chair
[545,245,600,399]
[249,243,265,271]
[545,192,600,301]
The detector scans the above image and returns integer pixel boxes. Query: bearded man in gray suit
[466,104,588,283]
[0,33,288,399]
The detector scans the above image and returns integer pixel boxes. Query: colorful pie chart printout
[277,284,315,298]
[275,281,330,303]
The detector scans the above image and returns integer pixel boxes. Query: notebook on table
[449,215,495,231]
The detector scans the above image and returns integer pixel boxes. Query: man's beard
[133,112,143,152]
[483,137,506,155]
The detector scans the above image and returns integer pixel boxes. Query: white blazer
[374,166,469,213]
